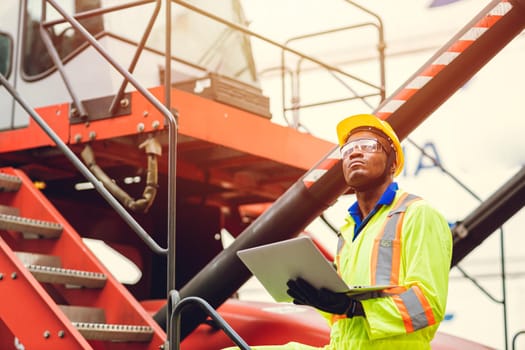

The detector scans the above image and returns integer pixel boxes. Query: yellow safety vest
[223,190,452,350]
[326,190,452,349]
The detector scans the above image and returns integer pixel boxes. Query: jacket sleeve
[361,201,453,340]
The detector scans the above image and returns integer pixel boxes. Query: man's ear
[391,161,397,175]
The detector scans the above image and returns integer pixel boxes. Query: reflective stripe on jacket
[326,190,452,350]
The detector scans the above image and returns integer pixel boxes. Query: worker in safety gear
[287,113,453,349]
[225,114,452,350]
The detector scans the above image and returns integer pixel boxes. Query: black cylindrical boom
[452,167,525,266]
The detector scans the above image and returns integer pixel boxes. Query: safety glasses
[340,138,384,159]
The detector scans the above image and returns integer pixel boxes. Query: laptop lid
[237,236,393,302]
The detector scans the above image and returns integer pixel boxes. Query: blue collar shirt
[348,182,399,241]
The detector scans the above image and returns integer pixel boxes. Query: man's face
[341,130,391,189]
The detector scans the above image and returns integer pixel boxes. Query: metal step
[59,305,106,324]
[0,205,19,216]
[0,173,22,192]
[72,322,154,342]
[26,264,107,288]
[61,306,154,342]
[0,213,63,238]
[15,251,61,268]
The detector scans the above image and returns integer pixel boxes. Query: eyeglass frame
[339,138,389,159]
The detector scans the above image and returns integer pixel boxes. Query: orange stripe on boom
[395,89,418,101]
[448,40,474,53]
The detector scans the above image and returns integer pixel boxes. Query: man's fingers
[295,277,319,296]
[291,298,307,306]
[286,287,303,300]
[287,286,309,305]
[287,278,320,305]
[286,279,298,289]
[286,280,309,303]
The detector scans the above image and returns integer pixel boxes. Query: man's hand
[286,278,363,317]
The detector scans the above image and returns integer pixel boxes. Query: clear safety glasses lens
[340,138,383,158]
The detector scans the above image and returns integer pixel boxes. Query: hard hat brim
[336,114,404,177]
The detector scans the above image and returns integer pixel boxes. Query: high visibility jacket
[223,190,452,350]
[325,190,452,349]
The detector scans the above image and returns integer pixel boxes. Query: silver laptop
[237,236,394,302]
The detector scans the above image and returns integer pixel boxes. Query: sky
[236,1,525,348]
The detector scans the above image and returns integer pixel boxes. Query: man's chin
[346,172,368,185]
[348,174,386,192]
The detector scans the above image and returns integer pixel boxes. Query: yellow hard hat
[336,114,404,177]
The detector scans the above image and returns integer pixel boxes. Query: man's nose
[348,146,364,157]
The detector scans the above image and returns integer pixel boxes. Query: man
[286,113,453,349]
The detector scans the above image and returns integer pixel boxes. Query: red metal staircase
[0,167,165,349]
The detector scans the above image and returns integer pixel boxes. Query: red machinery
[0,0,523,349]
